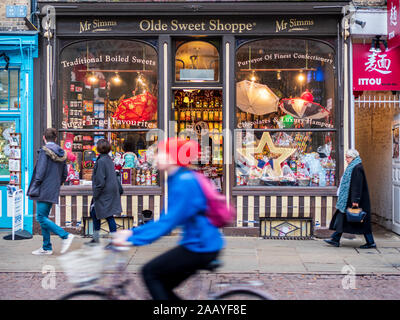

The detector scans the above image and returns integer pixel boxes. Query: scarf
[336,156,362,213]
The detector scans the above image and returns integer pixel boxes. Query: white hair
[346,149,359,159]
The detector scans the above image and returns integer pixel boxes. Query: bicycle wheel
[60,290,109,300]
[212,288,273,300]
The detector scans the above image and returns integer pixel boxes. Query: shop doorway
[172,89,224,191]
[354,92,400,233]
[392,115,400,234]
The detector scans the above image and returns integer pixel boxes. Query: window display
[235,39,336,187]
[0,121,16,176]
[235,131,336,187]
[61,131,159,186]
[59,39,159,186]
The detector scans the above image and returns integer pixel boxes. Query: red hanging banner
[388,0,400,49]
[353,43,400,91]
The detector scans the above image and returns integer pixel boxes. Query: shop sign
[79,19,118,33]
[353,43,400,91]
[10,188,23,240]
[388,0,400,49]
[275,18,314,33]
[57,16,338,36]
[180,69,214,81]
[6,5,27,18]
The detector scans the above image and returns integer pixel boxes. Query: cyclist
[113,137,225,300]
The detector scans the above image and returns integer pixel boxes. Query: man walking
[27,128,74,255]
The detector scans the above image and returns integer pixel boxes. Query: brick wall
[355,93,400,230]
[0,0,30,31]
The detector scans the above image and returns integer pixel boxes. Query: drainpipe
[31,0,38,28]
[42,6,55,128]
[341,3,356,165]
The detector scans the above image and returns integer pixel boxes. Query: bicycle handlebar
[105,242,132,252]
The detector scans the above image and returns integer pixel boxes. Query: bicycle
[57,243,274,300]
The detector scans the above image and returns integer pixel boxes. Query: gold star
[236,132,296,177]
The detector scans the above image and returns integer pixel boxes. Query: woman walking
[87,139,122,244]
[325,149,376,249]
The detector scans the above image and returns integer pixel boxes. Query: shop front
[0,32,38,233]
[37,1,347,237]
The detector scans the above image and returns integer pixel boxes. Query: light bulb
[112,73,121,85]
[297,73,305,82]
[88,74,98,84]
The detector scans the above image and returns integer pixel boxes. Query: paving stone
[2,272,400,300]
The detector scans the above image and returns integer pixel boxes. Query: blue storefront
[0,32,38,233]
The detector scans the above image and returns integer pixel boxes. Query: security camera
[354,20,366,28]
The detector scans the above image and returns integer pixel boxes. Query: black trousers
[141,245,219,300]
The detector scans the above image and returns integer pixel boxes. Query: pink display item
[194,171,235,228]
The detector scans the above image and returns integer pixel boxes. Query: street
[1,225,400,300]
[1,271,400,300]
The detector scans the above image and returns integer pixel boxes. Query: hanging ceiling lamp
[112,72,121,85]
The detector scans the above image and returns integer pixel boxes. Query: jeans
[90,206,117,233]
[36,201,69,251]
[331,231,375,244]
[142,245,219,300]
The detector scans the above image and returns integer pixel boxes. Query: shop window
[172,89,224,190]
[0,121,16,177]
[235,39,336,187]
[0,69,20,110]
[59,39,159,186]
[175,40,220,82]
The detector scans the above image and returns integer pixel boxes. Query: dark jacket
[27,143,68,204]
[92,153,122,219]
[329,163,372,234]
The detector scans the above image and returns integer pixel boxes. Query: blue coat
[27,142,68,204]
[127,167,225,253]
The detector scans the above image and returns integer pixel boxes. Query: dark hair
[97,139,111,154]
[123,135,136,153]
[44,128,57,142]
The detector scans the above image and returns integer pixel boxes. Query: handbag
[346,207,367,223]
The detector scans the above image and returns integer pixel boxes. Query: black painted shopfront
[35,1,349,237]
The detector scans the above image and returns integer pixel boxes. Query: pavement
[1,224,400,275]
[2,225,400,300]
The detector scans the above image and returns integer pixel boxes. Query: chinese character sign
[353,44,400,91]
[388,0,400,49]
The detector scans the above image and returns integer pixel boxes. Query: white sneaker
[60,234,75,254]
[32,248,53,255]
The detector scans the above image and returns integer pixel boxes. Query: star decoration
[237,132,296,177]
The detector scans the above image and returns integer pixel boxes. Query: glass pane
[236,39,335,129]
[175,41,219,82]
[0,121,16,176]
[60,40,158,131]
[235,130,336,187]
[171,89,224,191]
[9,70,20,110]
[60,131,159,186]
[0,71,9,109]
